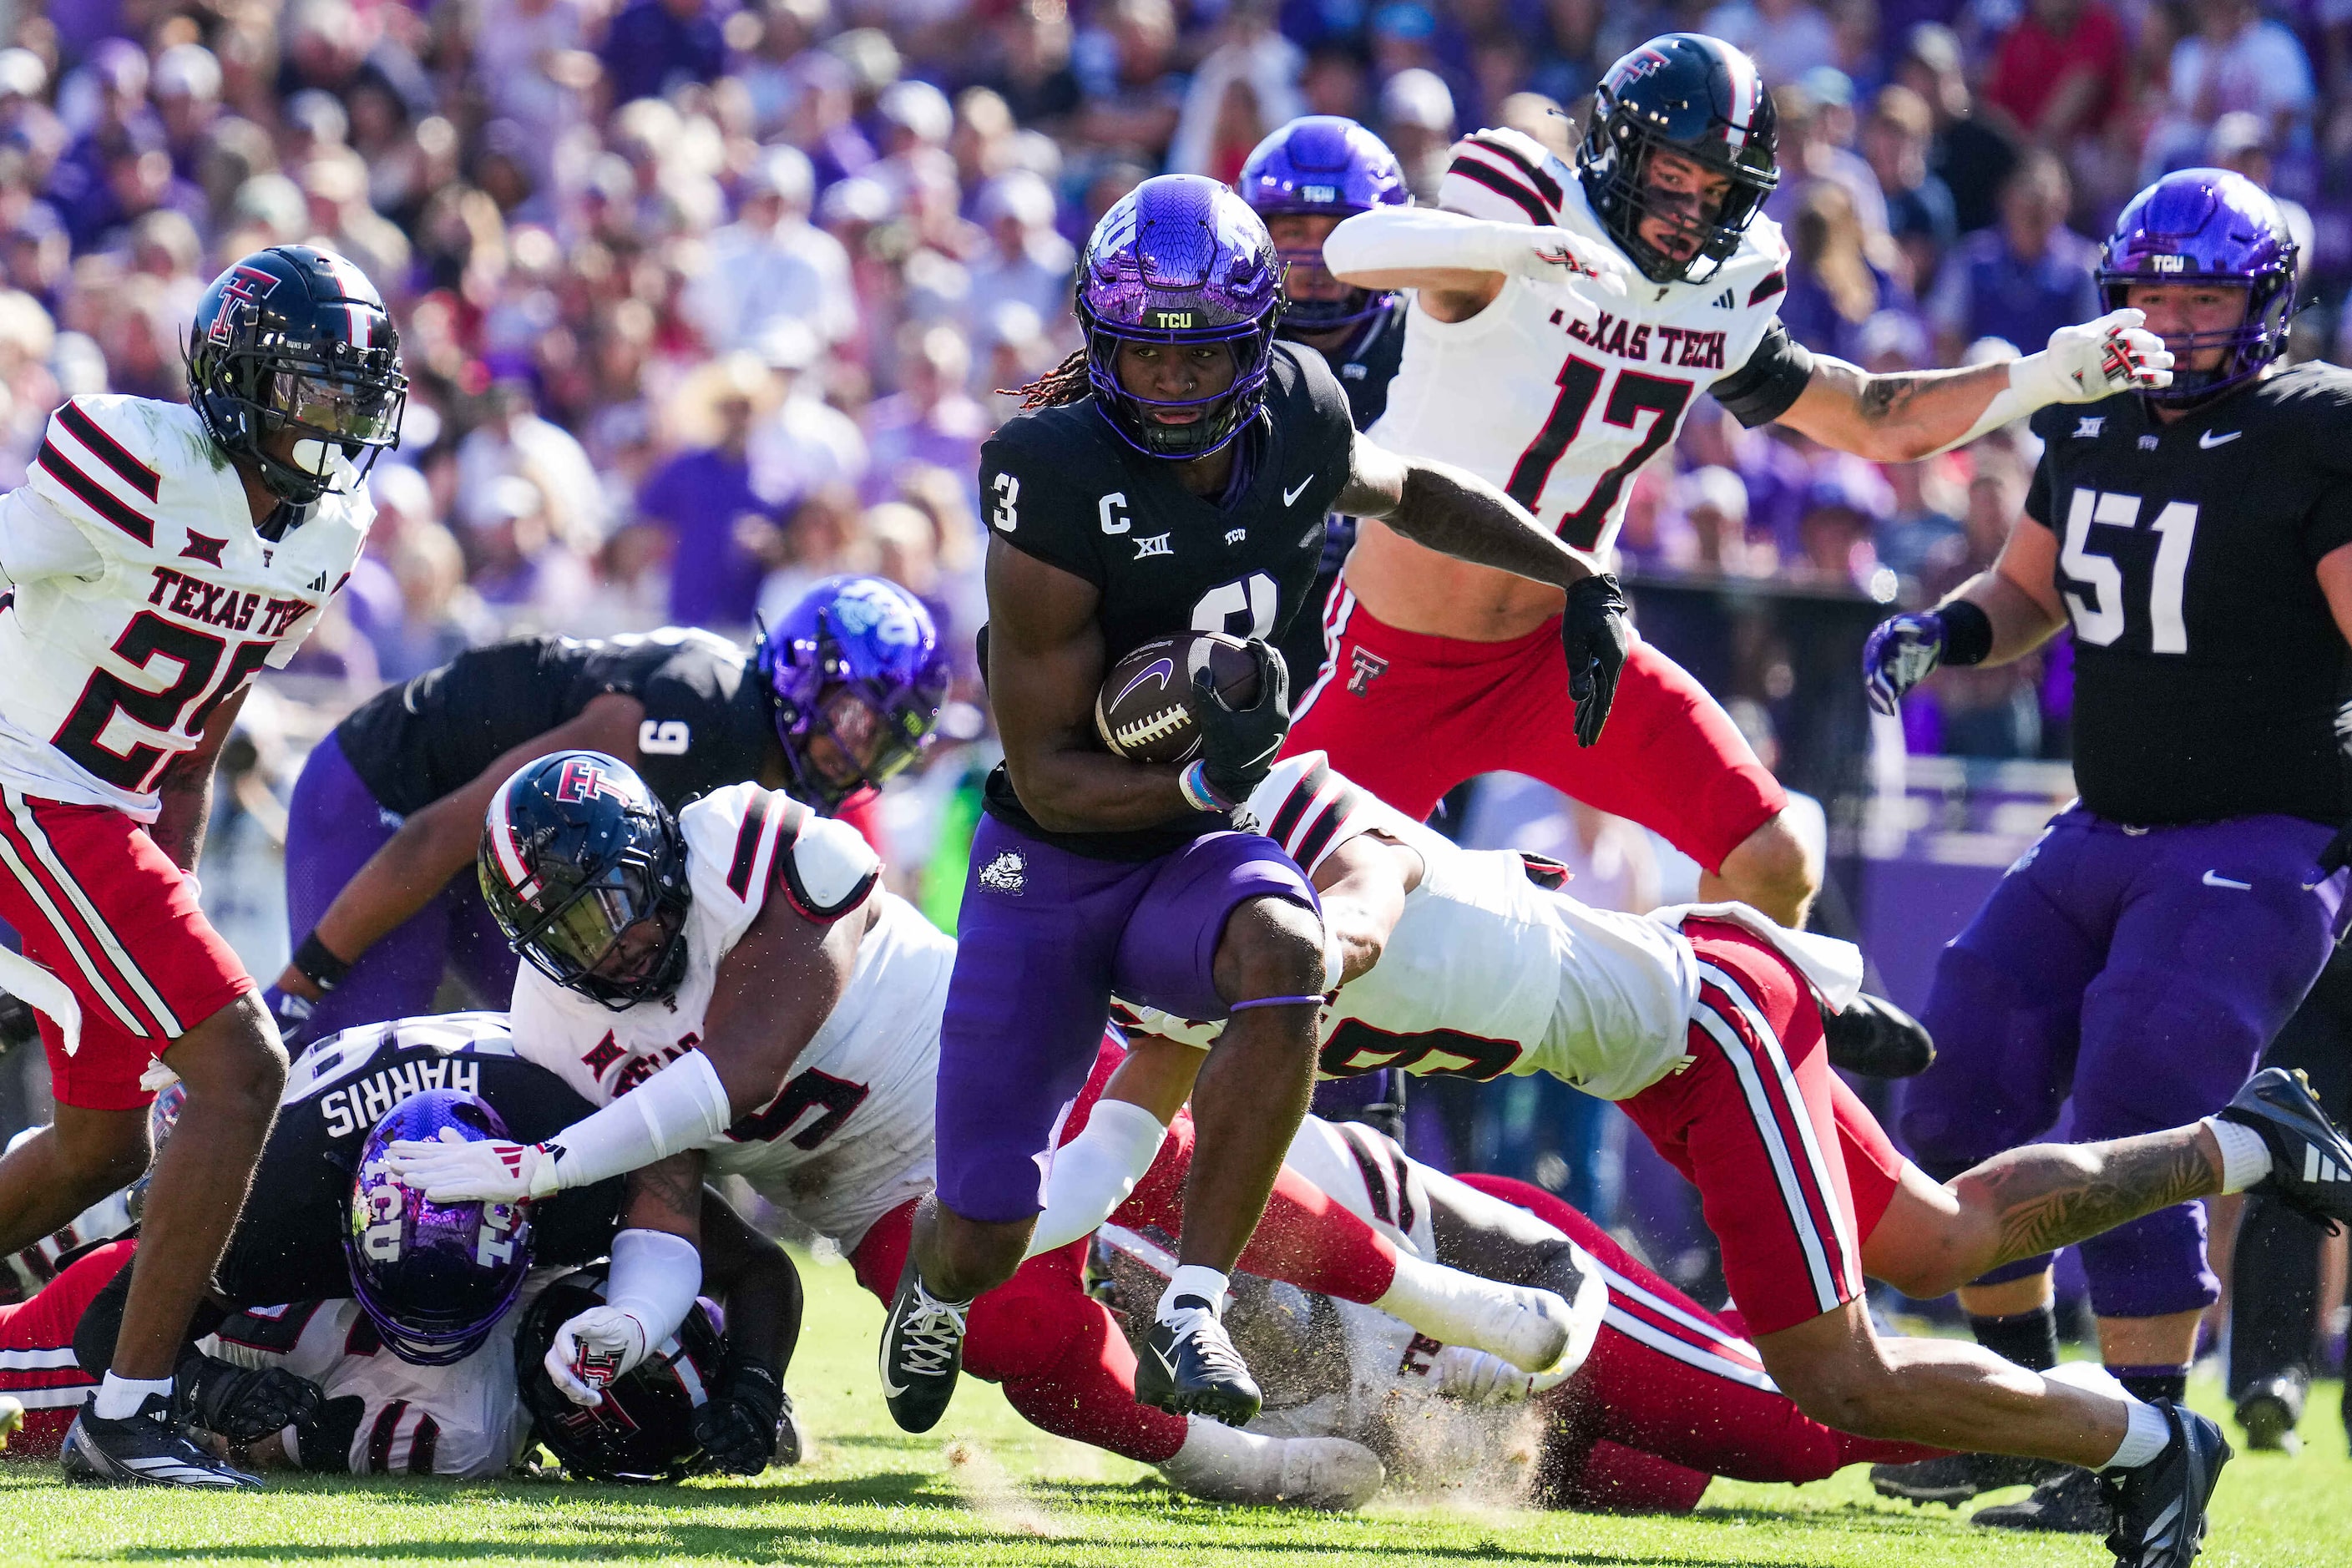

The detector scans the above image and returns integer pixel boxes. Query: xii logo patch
[1347,647,1389,695]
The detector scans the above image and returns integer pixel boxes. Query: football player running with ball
[0,246,401,1485]
[1866,169,2352,1536]
[883,173,1631,1434]
[1299,33,2172,932]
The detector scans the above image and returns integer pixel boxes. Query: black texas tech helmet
[186,244,406,505]
[1578,34,1780,286]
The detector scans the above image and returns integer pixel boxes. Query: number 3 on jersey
[2060,488,2198,654]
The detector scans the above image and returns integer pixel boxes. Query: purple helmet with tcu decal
[754,574,949,812]
[344,1089,534,1366]
[1238,116,1409,332]
[1079,174,1283,460]
[2097,168,2297,407]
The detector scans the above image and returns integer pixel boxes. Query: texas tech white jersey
[508,781,954,1249]
[0,395,372,817]
[204,1291,537,1477]
[1120,752,1701,1100]
[1368,129,1790,552]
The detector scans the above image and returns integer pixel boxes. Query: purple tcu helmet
[1079,173,1283,459]
[2097,167,2297,406]
[1237,116,1409,332]
[345,1089,534,1365]
[755,574,949,812]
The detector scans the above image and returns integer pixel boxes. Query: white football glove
[1513,225,1631,298]
[382,1127,559,1204]
[2016,307,2175,404]
[544,1305,653,1408]
[1431,1345,1536,1405]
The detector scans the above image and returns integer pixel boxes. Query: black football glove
[176,1351,326,1444]
[1193,639,1291,807]
[1559,574,1631,748]
[690,1358,793,1475]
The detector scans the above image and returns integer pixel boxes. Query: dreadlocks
[1006,347,1091,410]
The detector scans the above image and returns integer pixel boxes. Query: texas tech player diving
[1297,32,2172,934]
[1090,750,2352,1566]
[0,245,402,1487]
[878,169,1629,1439]
[1866,167,2352,1535]
[269,575,948,1046]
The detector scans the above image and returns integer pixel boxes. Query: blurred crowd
[0,1,2339,799]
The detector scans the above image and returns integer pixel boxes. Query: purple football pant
[282,731,518,1039]
[933,816,1318,1224]
[1900,805,2342,1318]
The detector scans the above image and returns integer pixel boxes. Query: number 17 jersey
[1369,129,1794,554]
[2025,365,2352,827]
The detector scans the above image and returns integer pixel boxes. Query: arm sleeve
[979,422,1102,584]
[0,484,106,586]
[1710,321,1815,429]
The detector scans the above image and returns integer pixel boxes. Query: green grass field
[4,1248,2348,1565]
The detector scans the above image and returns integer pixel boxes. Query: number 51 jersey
[0,394,372,817]
[508,781,956,1251]
[2024,364,2352,827]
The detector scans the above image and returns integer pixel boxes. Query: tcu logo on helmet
[208,264,279,343]
[554,757,626,804]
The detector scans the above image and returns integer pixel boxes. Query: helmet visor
[274,367,401,446]
[530,863,665,984]
[808,683,928,795]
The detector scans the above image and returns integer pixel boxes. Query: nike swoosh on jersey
[2203,870,2253,889]
[2199,430,2242,448]
[1283,476,1315,507]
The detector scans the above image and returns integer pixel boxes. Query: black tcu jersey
[2025,364,2352,826]
[979,341,1358,858]
[332,628,774,817]
[215,1014,625,1308]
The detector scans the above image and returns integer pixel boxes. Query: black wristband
[291,931,352,992]
[1938,599,1994,667]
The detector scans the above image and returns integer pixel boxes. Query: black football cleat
[877,1261,969,1434]
[2098,1401,2229,1568]
[1972,1464,2108,1533]
[1871,1449,2071,1506]
[2233,1375,2303,1454]
[1821,992,1935,1078]
[1134,1302,1262,1428]
[2217,1067,2352,1230]
[60,1393,260,1488]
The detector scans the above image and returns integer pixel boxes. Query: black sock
[2113,1364,2189,1407]
[1968,1306,2060,1372]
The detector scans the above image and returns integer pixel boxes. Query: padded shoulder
[779,810,882,922]
[1440,128,1571,227]
[27,394,175,553]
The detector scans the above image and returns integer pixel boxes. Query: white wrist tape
[544,1050,734,1191]
[605,1227,704,1351]
[1026,1098,1169,1258]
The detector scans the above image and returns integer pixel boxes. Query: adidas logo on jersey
[2305,1146,2351,1184]
[1712,289,1736,310]
[979,851,1025,894]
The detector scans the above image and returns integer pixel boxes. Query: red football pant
[1287,595,1784,873]
[0,1238,134,1459]
[1619,920,1907,1338]
[1459,1176,1942,1510]
[0,790,252,1110]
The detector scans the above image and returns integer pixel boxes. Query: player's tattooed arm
[622,1151,708,1242]
[1774,354,2016,463]
[984,538,1196,832]
[1333,432,1602,591]
[149,682,255,872]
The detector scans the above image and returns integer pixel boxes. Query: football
[1094,632,1262,764]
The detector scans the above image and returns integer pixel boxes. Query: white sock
[1159,1264,1229,1323]
[1024,1100,1168,1260]
[94,1372,172,1421]
[2200,1116,2272,1194]
[2098,1397,2174,1471]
